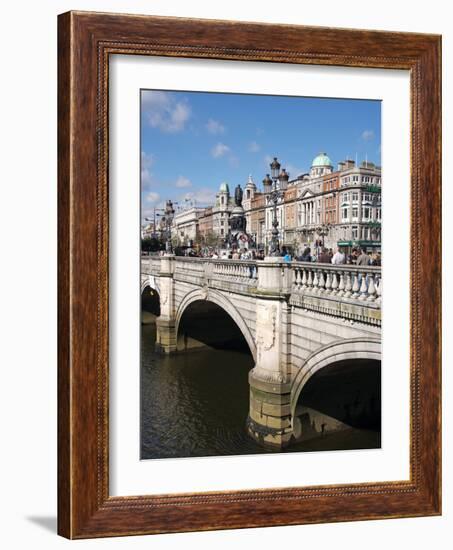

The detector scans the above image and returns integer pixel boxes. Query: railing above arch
[141,255,382,324]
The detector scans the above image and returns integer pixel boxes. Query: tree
[141,237,162,253]
[196,231,220,248]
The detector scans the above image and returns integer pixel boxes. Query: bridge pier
[247,258,294,449]
[154,254,177,354]
[248,372,293,449]
[155,318,177,354]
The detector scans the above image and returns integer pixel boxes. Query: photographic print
[140,90,382,460]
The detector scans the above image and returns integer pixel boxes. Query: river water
[140,322,380,460]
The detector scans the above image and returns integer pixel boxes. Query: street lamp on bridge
[315,222,332,248]
[161,199,175,254]
[263,157,289,256]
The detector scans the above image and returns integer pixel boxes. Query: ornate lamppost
[315,222,332,248]
[262,157,289,256]
[161,199,175,253]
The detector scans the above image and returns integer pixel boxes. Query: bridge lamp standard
[263,157,289,257]
[161,199,175,254]
[315,222,332,249]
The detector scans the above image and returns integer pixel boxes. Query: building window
[352,175,359,182]
[352,192,359,201]
[342,192,349,202]
[352,226,358,240]
[363,207,370,219]
[342,207,348,220]
[352,207,358,218]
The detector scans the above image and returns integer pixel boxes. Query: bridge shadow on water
[140,300,381,459]
[178,300,251,353]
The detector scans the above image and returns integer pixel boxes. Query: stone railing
[149,255,161,274]
[173,256,206,285]
[141,256,382,323]
[211,259,258,285]
[142,255,258,290]
[291,261,381,305]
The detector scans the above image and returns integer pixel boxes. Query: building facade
[172,206,205,246]
[169,152,381,255]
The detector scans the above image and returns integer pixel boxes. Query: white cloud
[141,151,153,168]
[248,141,260,153]
[141,151,154,187]
[182,188,217,205]
[211,142,231,158]
[175,176,192,188]
[145,191,160,204]
[361,129,375,141]
[206,118,225,135]
[142,91,191,133]
[285,164,303,179]
[141,169,153,187]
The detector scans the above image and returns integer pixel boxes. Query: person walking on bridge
[357,248,371,266]
[318,247,331,264]
[331,247,346,265]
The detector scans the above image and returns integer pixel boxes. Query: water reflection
[140,322,380,459]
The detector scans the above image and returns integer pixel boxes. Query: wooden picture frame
[58,11,441,539]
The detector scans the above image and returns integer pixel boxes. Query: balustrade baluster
[295,268,301,289]
[352,271,360,299]
[337,271,345,296]
[307,269,313,290]
[317,270,325,293]
[331,271,339,295]
[367,274,376,301]
[358,272,368,300]
[376,277,382,304]
[325,271,332,294]
[312,269,319,292]
[301,268,307,290]
[343,272,352,298]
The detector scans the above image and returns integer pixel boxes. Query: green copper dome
[219,182,230,193]
[312,152,333,167]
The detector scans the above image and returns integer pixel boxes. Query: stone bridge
[141,254,381,449]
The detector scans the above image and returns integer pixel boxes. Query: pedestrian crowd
[162,245,381,266]
[294,246,381,266]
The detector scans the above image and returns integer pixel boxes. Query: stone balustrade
[142,255,258,288]
[141,255,382,320]
[211,259,258,284]
[291,261,381,305]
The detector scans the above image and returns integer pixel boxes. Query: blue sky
[141,89,381,221]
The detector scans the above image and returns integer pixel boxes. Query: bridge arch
[141,274,160,294]
[141,278,161,318]
[175,288,256,361]
[290,337,381,420]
